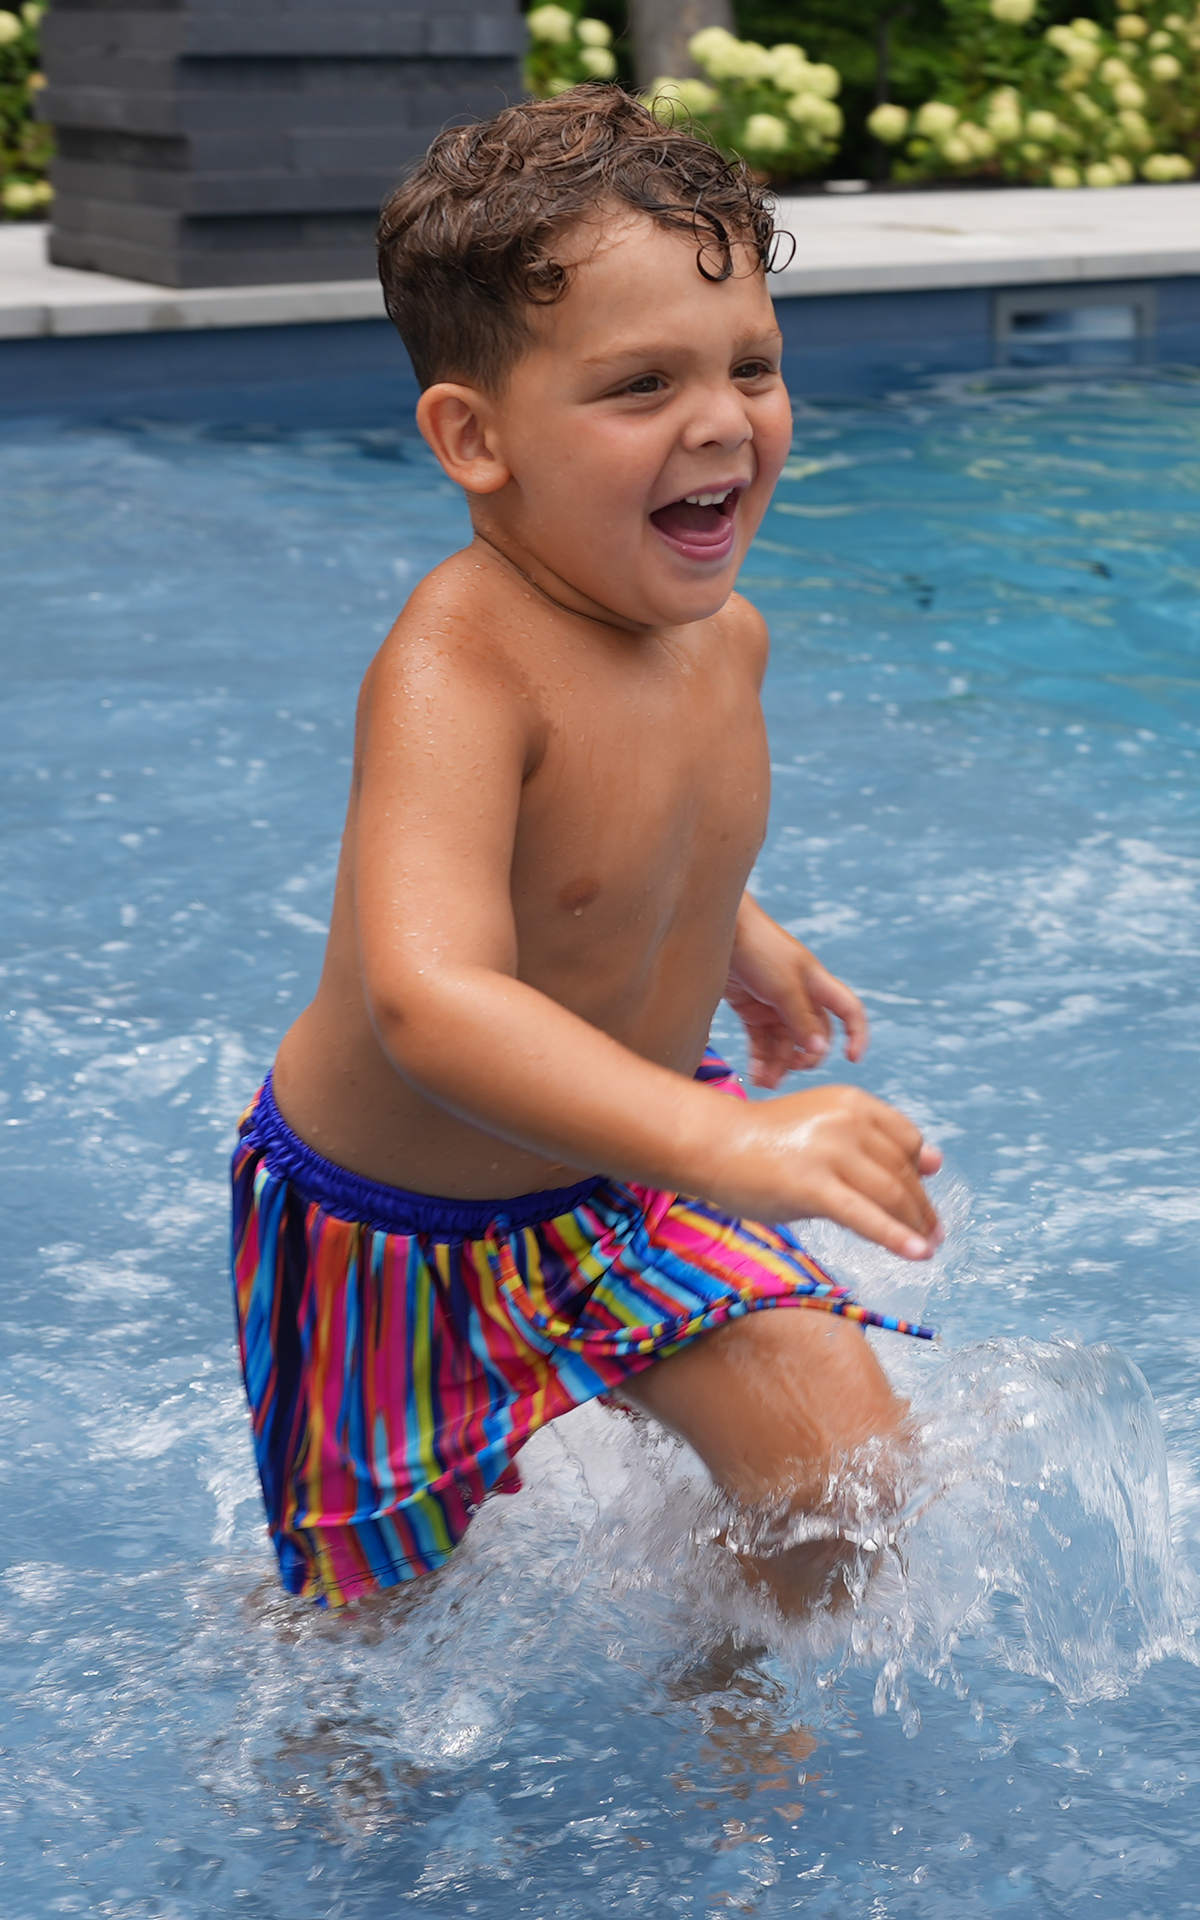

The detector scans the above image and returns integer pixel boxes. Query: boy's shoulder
[371,547,534,689]
[368,550,770,715]
[717,589,771,686]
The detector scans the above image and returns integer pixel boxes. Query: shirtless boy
[231,86,942,1611]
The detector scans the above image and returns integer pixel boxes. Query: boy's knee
[627,1305,907,1511]
[732,1309,905,1498]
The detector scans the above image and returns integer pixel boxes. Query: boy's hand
[708,1084,943,1260]
[725,895,868,1087]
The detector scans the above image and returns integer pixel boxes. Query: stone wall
[40,1,526,287]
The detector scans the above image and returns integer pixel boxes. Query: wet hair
[377,84,779,391]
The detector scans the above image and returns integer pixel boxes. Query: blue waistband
[241,1072,605,1240]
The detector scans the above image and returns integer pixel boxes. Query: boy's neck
[469,527,659,639]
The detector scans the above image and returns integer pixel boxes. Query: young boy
[231,86,942,1611]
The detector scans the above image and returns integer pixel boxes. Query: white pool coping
[3,182,1200,340]
[0,223,387,340]
[770,180,1200,298]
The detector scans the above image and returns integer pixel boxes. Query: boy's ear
[416,383,511,495]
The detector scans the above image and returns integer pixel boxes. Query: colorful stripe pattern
[230,1052,934,1607]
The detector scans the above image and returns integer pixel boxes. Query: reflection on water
[2,368,1200,1915]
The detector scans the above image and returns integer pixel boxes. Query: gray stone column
[40,1,526,287]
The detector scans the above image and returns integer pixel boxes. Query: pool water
[3,363,1200,1918]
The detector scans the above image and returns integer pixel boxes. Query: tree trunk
[629,0,736,87]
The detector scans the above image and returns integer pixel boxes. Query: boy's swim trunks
[231,1052,933,1607]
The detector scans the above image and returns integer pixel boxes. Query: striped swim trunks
[230,1052,933,1607]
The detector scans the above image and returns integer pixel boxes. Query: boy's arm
[354,637,940,1259]
[727,893,869,1086]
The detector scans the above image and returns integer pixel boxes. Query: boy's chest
[512,644,769,921]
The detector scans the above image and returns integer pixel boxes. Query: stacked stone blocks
[41,1,526,286]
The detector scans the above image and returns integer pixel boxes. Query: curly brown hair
[377,84,779,392]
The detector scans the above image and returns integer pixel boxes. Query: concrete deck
[3,181,1200,339]
[771,181,1200,298]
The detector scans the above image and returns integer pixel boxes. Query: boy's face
[461,211,791,631]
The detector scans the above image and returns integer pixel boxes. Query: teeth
[683,489,733,507]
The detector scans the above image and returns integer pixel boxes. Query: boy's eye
[624,374,664,395]
[733,359,774,381]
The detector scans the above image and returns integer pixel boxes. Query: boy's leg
[620,1308,908,1611]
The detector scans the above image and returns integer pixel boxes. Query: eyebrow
[580,328,784,371]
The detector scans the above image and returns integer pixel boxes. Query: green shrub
[1,1,51,218]
[643,28,844,177]
[870,0,1197,185]
[523,8,842,178]
[526,4,618,95]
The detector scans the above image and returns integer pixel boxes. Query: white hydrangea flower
[1099,55,1131,82]
[1109,153,1135,180]
[801,62,841,99]
[786,92,842,136]
[867,102,910,143]
[1116,107,1153,147]
[579,45,616,77]
[941,134,973,164]
[1085,160,1117,184]
[990,0,1036,22]
[576,18,611,47]
[1150,51,1182,77]
[1025,108,1060,140]
[1050,162,1081,185]
[668,77,719,114]
[646,76,718,120]
[3,178,48,209]
[1113,77,1146,106]
[21,1,42,22]
[960,121,997,156]
[0,8,23,42]
[1069,16,1102,38]
[1142,151,1193,179]
[914,100,960,139]
[688,25,739,70]
[743,112,791,154]
[732,41,779,81]
[1020,140,1045,160]
[987,87,1024,140]
[527,5,575,47]
[1048,29,1101,77]
[690,30,775,81]
[768,43,811,89]
[1116,12,1148,35]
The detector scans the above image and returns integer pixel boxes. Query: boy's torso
[272,544,770,1198]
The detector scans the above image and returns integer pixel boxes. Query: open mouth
[649,486,741,560]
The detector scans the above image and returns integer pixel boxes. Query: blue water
[3,363,1200,1918]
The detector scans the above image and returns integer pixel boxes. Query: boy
[231,86,942,1611]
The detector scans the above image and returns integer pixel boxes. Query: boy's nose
[680,385,753,452]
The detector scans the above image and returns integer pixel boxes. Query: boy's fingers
[823,1182,940,1261]
[819,975,870,1061]
[844,1152,940,1240]
[780,987,828,1063]
[867,1102,928,1166]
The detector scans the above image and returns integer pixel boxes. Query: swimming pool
[2,360,1199,1917]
